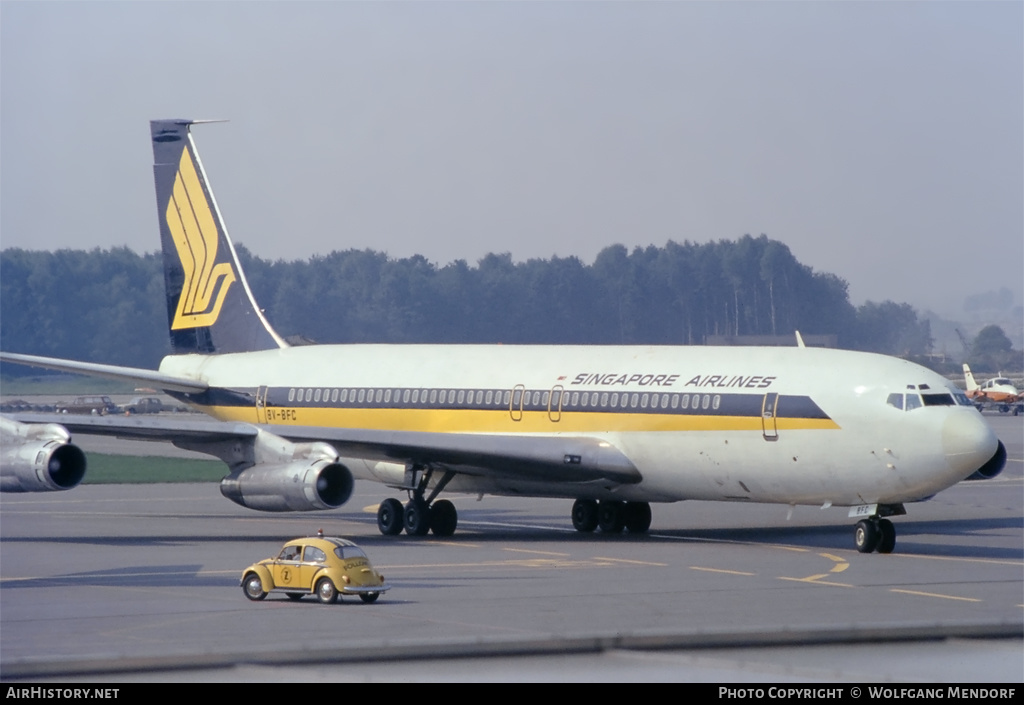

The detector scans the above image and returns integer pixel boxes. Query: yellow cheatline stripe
[890,589,982,602]
[204,404,839,435]
[690,566,756,576]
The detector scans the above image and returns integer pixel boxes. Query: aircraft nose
[941,412,1001,480]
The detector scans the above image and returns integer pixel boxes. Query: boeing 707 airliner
[1,119,1006,554]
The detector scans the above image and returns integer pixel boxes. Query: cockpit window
[890,389,971,410]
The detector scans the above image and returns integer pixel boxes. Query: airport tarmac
[0,416,1021,682]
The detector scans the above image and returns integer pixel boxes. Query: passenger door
[761,392,779,441]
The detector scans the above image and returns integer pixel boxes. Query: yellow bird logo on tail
[166,147,236,330]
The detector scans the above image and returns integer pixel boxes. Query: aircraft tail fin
[962,363,979,392]
[150,120,287,355]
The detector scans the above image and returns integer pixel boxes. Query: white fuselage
[160,344,998,508]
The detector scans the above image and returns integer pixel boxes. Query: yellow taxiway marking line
[593,557,669,567]
[689,566,756,576]
[376,558,614,570]
[820,552,850,573]
[431,540,481,548]
[777,576,854,588]
[0,568,241,583]
[890,589,982,603]
[503,548,571,557]
[889,554,1023,567]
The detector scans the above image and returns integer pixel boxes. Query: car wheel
[242,573,266,601]
[359,592,380,604]
[316,577,338,604]
[286,592,305,601]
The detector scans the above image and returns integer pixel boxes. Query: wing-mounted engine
[173,427,354,512]
[0,417,87,492]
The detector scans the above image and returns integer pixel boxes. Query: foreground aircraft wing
[0,353,208,394]
[4,413,640,486]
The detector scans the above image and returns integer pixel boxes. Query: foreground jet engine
[0,417,87,492]
[172,427,355,512]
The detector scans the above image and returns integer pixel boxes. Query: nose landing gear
[852,504,903,553]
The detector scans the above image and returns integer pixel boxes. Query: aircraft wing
[5,413,641,486]
[0,353,208,394]
[273,424,641,484]
[5,412,256,443]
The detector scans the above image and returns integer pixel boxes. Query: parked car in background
[55,396,118,415]
[122,396,163,414]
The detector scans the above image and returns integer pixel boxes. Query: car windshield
[335,546,367,560]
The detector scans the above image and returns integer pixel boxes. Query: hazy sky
[2,1,1021,317]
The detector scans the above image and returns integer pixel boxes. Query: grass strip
[83,453,225,484]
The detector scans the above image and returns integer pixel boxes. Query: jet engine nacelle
[0,417,87,492]
[964,440,1006,481]
[219,459,354,512]
[178,427,353,512]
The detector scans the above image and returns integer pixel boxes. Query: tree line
[1,235,939,373]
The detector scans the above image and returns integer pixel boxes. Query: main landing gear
[571,499,652,534]
[377,464,459,537]
[852,504,905,554]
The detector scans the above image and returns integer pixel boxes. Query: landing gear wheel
[571,499,598,532]
[404,498,432,536]
[430,499,458,537]
[316,577,338,604]
[377,498,404,536]
[623,502,652,533]
[855,519,880,553]
[359,592,380,604]
[598,500,625,534]
[876,519,896,554]
[286,592,304,601]
[242,573,266,601]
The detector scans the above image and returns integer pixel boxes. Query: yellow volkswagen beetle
[241,535,389,604]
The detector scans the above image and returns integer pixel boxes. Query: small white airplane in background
[0,120,1008,556]
[963,364,1022,415]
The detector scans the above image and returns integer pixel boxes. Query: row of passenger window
[286,387,725,412]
